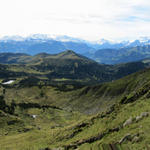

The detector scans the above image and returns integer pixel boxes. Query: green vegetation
[90,45,150,64]
[0,50,149,86]
[1,51,150,149]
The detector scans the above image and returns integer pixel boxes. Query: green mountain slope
[86,45,150,64]
[0,51,149,86]
[1,66,150,149]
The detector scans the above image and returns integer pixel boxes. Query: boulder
[132,136,141,143]
[123,117,133,127]
[136,112,149,122]
[136,116,142,122]
[140,112,149,117]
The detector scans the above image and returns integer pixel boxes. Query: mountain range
[1,34,150,64]
[85,45,150,64]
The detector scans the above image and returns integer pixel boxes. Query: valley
[0,51,150,149]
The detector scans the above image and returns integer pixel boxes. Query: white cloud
[0,0,150,41]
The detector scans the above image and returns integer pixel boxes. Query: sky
[0,0,150,41]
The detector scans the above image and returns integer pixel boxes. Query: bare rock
[119,133,132,144]
[123,117,133,127]
[136,115,142,122]
[132,136,141,143]
[136,112,149,122]
[140,112,149,117]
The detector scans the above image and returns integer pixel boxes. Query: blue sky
[0,0,150,41]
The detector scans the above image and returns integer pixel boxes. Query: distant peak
[65,50,76,54]
[35,52,50,57]
[59,50,77,55]
[56,50,85,60]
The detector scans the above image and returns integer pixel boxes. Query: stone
[140,112,149,117]
[136,115,142,122]
[123,117,133,127]
[136,112,149,122]
[132,136,141,143]
[119,133,132,144]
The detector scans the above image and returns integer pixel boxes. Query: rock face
[123,117,133,127]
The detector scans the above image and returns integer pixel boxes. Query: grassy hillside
[87,45,150,64]
[1,67,150,149]
[0,51,149,86]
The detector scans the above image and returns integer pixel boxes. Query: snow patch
[32,115,37,119]
[2,80,15,85]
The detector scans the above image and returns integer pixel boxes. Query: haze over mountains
[1,34,150,64]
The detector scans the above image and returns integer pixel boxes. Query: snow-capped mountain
[1,34,150,49]
[1,34,150,64]
[0,34,95,55]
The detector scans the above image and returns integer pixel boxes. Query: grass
[1,68,150,149]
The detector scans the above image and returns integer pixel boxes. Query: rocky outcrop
[119,133,132,144]
[132,136,141,143]
[17,102,62,110]
[120,83,150,104]
[63,126,120,150]
[119,133,141,144]
[123,117,134,127]
[123,112,149,127]
[136,112,149,122]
